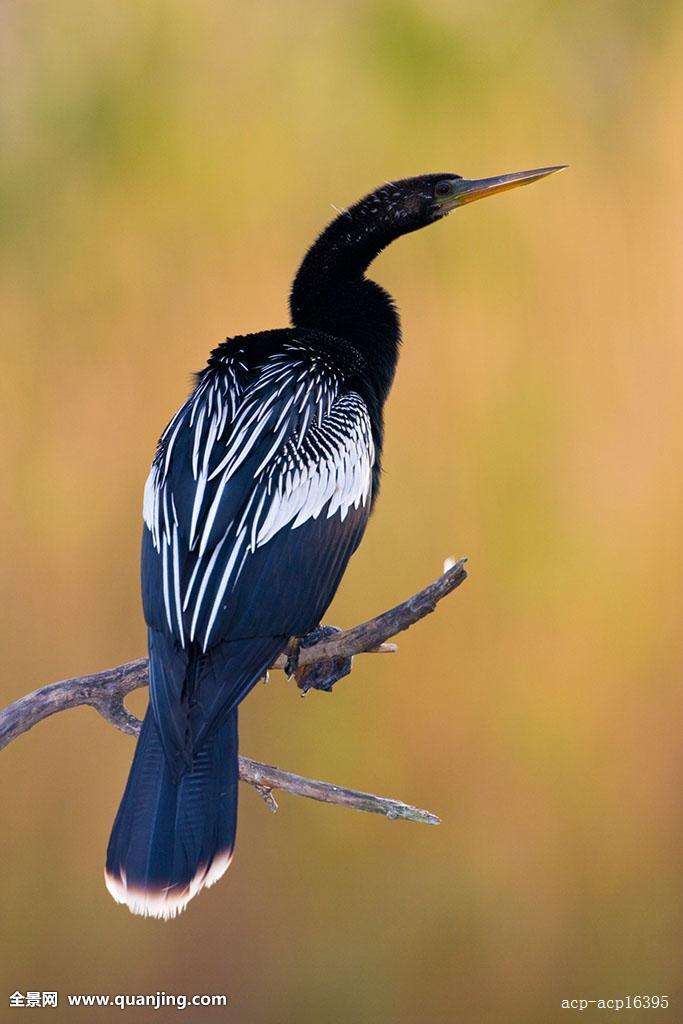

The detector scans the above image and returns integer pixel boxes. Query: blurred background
[1,1,682,1021]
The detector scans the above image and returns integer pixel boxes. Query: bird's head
[291,164,566,337]
[347,166,567,240]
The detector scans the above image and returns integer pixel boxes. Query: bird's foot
[286,625,352,695]
[284,636,303,678]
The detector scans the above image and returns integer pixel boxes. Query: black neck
[289,213,401,400]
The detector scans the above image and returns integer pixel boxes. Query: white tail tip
[104,849,233,920]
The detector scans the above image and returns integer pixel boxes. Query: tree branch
[0,558,467,827]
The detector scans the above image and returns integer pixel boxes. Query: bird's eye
[435,180,453,198]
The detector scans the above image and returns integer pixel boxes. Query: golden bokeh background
[2,2,682,1021]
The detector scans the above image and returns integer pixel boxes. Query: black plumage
[106,166,564,918]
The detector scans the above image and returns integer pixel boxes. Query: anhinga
[106,165,564,918]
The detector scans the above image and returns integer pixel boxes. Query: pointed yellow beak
[438,165,567,211]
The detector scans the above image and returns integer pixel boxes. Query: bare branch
[0,559,467,826]
[239,757,441,825]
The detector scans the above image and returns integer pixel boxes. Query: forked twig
[0,559,468,826]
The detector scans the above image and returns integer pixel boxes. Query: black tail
[105,705,239,920]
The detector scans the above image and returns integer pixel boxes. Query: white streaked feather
[189,471,207,550]
[248,489,268,551]
[201,412,220,475]
[251,420,291,478]
[197,467,231,558]
[164,416,185,476]
[191,404,206,480]
[143,347,373,649]
[142,467,158,538]
[172,523,185,648]
[182,548,204,612]
[202,528,247,650]
[189,532,227,641]
[161,539,173,633]
[207,409,269,482]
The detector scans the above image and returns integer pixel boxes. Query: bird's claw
[290,625,352,694]
[284,637,302,679]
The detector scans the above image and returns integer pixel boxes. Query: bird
[105,164,565,919]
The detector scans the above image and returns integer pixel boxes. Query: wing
[142,341,375,658]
